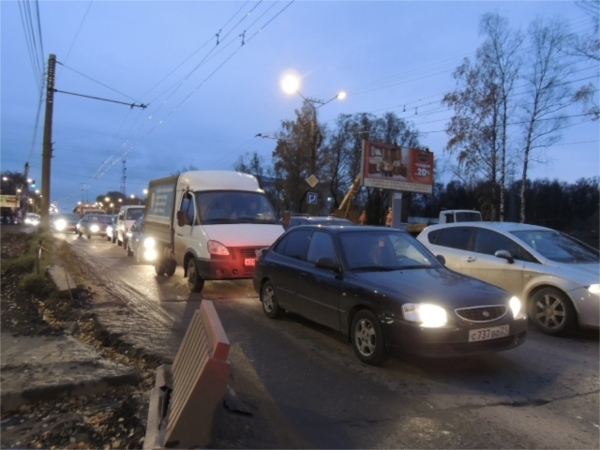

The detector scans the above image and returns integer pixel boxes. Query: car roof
[423,221,553,233]
[288,224,407,234]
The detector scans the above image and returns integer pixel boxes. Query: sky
[1,0,598,213]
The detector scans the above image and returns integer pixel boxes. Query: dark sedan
[78,214,111,239]
[253,225,527,365]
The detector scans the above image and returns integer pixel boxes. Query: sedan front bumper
[382,315,528,358]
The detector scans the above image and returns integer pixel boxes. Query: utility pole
[40,54,56,230]
[120,159,127,196]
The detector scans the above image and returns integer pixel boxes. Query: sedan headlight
[143,237,155,249]
[509,296,522,318]
[90,224,100,233]
[588,284,600,295]
[402,303,447,328]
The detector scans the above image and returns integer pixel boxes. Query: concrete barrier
[46,265,77,299]
[144,300,231,449]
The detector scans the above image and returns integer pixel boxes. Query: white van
[144,171,284,292]
[116,205,145,248]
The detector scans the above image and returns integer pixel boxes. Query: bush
[19,272,52,296]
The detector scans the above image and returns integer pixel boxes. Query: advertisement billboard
[0,195,17,208]
[360,141,434,194]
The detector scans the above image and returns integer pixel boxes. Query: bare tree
[478,13,523,220]
[570,0,600,120]
[444,13,523,221]
[518,17,576,222]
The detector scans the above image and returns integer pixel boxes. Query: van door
[174,191,199,267]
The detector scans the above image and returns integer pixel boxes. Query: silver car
[417,222,599,336]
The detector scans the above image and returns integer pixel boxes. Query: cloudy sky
[1,0,598,212]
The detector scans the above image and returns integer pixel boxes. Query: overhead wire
[71,0,294,198]
[93,0,295,182]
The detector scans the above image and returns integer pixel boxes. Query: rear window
[435,227,473,250]
[126,208,144,220]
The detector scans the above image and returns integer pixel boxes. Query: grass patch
[1,230,56,276]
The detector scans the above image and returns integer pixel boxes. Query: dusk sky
[1,1,598,212]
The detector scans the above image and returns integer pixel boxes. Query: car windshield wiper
[352,266,401,272]
[398,264,429,270]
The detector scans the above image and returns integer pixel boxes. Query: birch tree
[518,17,576,222]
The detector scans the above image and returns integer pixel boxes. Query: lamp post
[280,72,346,213]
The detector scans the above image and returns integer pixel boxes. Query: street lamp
[280,72,346,213]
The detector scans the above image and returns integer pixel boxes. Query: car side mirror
[435,254,446,265]
[315,257,340,273]
[495,250,514,264]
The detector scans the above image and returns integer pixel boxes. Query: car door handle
[299,272,308,280]
[176,233,183,236]
[465,256,477,263]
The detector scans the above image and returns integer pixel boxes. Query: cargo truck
[143,171,284,292]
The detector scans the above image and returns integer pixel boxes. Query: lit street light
[280,71,346,213]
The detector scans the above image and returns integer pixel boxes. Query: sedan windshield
[511,230,599,263]
[340,230,439,271]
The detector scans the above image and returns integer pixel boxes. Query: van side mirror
[176,210,188,227]
[435,254,446,265]
[315,257,340,273]
[495,250,514,264]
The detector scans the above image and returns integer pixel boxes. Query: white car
[116,206,144,248]
[417,222,599,336]
[24,213,41,226]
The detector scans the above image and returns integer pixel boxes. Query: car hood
[352,267,511,307]
[203,224,284,248]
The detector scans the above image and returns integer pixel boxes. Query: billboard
[0,195,17,208]
[360,141,434,194]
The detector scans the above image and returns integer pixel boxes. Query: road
[62,232,599,449]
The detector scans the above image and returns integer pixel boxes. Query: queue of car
[49,193,598,366]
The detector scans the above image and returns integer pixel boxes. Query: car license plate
[244,258,256,267]
[468,325,509,342]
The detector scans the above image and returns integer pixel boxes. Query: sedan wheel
[261,281,282,319]
[126,242,133,257]
[529,288,576,336]
[351,310,385,365]
[87,234,91,239]
[187,259,205,293]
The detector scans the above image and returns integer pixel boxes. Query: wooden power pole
[40,54,56,230]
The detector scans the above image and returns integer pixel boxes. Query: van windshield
[197,191,277,225]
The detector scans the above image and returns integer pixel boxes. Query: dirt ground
[1,229,155,449]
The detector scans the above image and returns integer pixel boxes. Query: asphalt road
[62,231,600,449]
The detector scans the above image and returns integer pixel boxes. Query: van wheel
[165,260,176,277]
[154,259,166,276]
[187,259,205,292]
